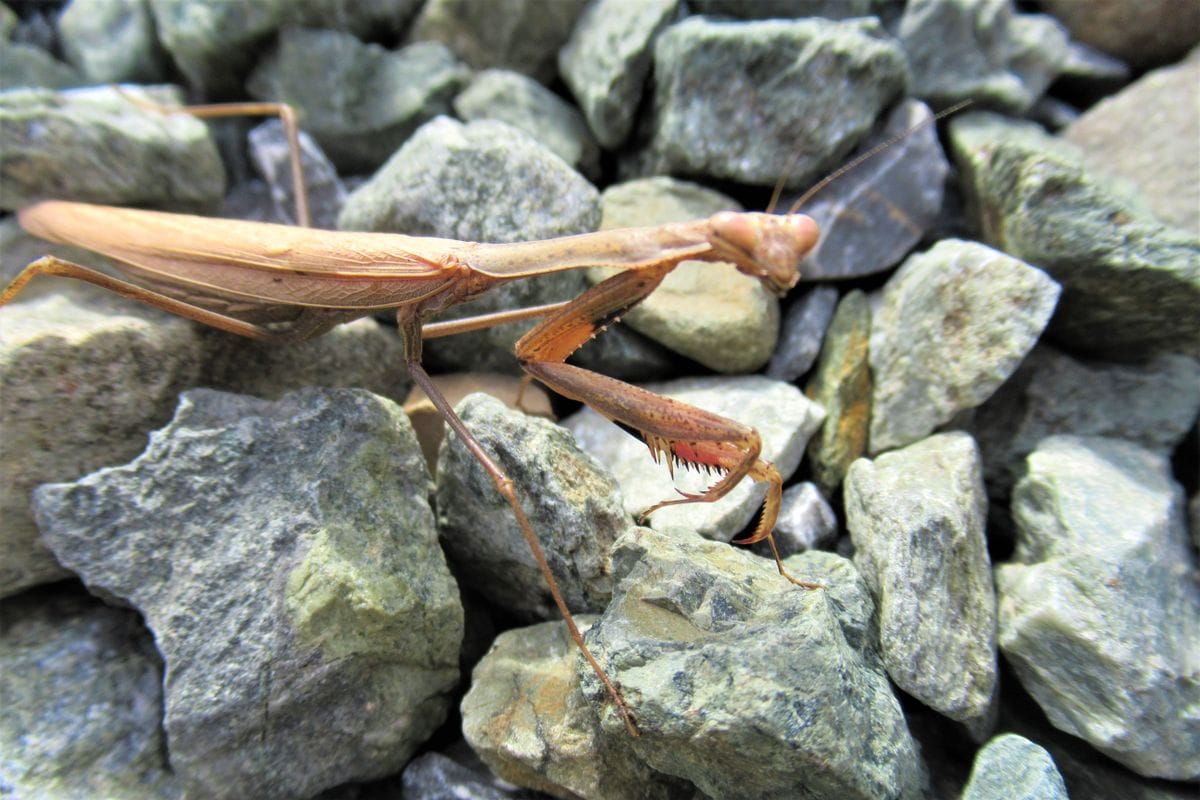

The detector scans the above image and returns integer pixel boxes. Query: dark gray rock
[805,289,872,494]
[247,118,347,229]
[897,0,1070,112]
[791,100,950,281]
[460,618,688,800]
[454,68,600,179]
[949,111,1200,359]
[581,528,929,799]
[437,393,634,620]
[632,16,907,188]
[595,177,779,373]
[868,239,1060,454]
[409,0,588,84]
[0,85,224,212]
[967,345,1200,499]
[766,285,838,382]
[961,734,1067,800]
[58,0,169,84]
[563,376,825,542]
[33,388,463,799]
[247,29,470,173]
[0,291,205,597]
[0,588,183,799]
[845,432,998,737]
[997,435,1200,780]
[558,0,681,148]
[339,116,599,374]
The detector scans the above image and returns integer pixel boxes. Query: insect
[1,96,959,736]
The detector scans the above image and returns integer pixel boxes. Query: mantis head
[706,211,819,297]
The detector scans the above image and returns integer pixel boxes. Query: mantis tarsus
[1,97,960,737]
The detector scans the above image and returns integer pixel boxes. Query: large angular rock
[32,388,463,799]
[997,435,1200,780]
[868,239,1060,454]
[580,528,929,799]
[845,432,998,737]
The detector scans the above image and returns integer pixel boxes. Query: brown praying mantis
[0,96,963,738]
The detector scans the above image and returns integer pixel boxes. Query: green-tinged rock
[0,85,224,211]
[950,111,1200,359]
[248,28,469,173]
[437,393,634,620]
[968,344,1200,499]
[897,0,1070,112]
[868,238,1060,454]
[0,41,83,88]
[461,618,690,800]
[961,734,1067,800]
[339,116,599,374]
[564,375,825,541]
[454,68,600,178]
[32,388,463,800]
[409,0,587,83]
[0,290,205,597]
[997,435,1200,780]
[595,177,779,373]
[845,432,998,738]
[581,528,929,799]
[58,0,169,83]
[635,16,907,188]
[559,0,680,148]
[805,289,871,494]
[0,588,184,799]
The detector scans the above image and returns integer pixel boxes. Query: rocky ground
[0,1,1197,799]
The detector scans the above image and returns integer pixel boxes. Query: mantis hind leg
[513,267,822,590]
[397,313,640,737]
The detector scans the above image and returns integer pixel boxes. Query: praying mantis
[0,96,959,738]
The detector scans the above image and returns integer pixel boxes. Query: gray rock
[198,318,410,403]
[247,118,347,229]
[437,393,634,620]
[766,285,838,382]
[558,0,680,148]
[58,0,169,84]
[0,291,205,597]
[340,116,599,374]
[461,618,688,800]
[0,4,16,39]
[33,388,464,799]
[580,528,929,799]
[805,289,872,494]
[997,435,1200,780]
[563,375,825,542]
[845,432,998,737]
[690,0,886,19]
[1064,55,1200,235]
[409,0,588,83]
[0,588,184,800]
[247,29,470,174]
[968,345,1200,499]
[402,750,540,800]
[0,85,224,212]
[961,734,1067,800]
[868,239,1060,454]
[949,111,1200,359]
[752,481,838,558]
[0,41,83,89]
[454,68,600,179]
[1192,491,1200,552]
[791,99,949,281]
[594,177,779,373]
[148,0,421,96]
[633,16,907,188]
[897,0,1070,112]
